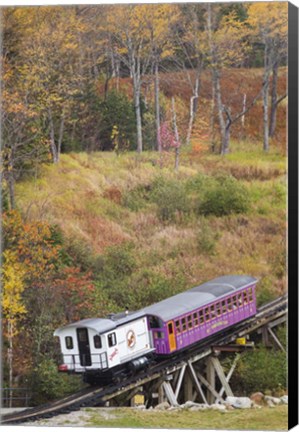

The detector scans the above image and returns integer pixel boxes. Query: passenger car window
[108,332,117,347]
[94,335,102,349]
[65,336,73,349]
[188,315,193,329]
[175,320,181,334]
[193,312,199,326]
[182,318,187,331]
[199,310,204,324]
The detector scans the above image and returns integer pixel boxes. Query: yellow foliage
[2,250,26,332]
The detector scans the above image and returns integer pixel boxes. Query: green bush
[28,358,82,405]
[233,345,287,394]
[197,175,250,217]
[122,184,151,212]
[150,177,190,223]
[256,277,277,307]
[196,219,219,255]
[99,90,136,151]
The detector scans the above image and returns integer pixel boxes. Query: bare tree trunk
[263,44,271,152]
[210,77,216,152]
[263,70,270,152]
[134,87,143,154]
[186,75,200,146]
[48,109,59,163]
[8,169,15,210]
[155,60,161,152]
[171,97,180,171]
[214,71,226,154]
[8,321,13,408]
[57,113,65,157]
[241,93,247,131]
[269,61,279,138]
[207,4,225,154]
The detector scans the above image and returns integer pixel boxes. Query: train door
[76,328,91,366]
[167,321,177,352]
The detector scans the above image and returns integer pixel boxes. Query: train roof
[54,310,145,336]
[143,275,258,322]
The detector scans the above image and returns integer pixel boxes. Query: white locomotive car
[54,275,257,385]
[54,309,154,384]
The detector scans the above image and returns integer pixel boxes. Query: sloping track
[1,294,287,425]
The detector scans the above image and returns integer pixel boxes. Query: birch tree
[107,5,159,153]
[206,5,252,154]
[247,2,288,150]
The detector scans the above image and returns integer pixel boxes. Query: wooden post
[206,357,216,404]
[184,369,194,402]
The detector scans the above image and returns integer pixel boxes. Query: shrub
[196,219,219,255]
[104,242,136,278]
[122,184,151,212]
[197,175,250,217]
[150,177,190,223]
[256,277,277,307]
[233,345,287,394]
[28,358,82,405]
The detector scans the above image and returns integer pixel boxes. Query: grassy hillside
[15,142,286,311]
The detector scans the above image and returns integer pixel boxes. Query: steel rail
[1,294,287,425]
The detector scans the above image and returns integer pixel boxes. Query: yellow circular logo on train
[126,329,136,348]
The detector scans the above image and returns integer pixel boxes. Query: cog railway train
[54,275,258,385]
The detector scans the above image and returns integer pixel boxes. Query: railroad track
[1,294,287,425]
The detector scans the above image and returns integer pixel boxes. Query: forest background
[2,2,287,407]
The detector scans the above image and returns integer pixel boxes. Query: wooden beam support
[187,361,208,404]
[193,365,225,404]
[206,357,216,404]
[215,354,240,404]
[162,382,179,407]
[175,364,187,399]
[267,327,286,352]
[210,357,234,397]
[261,326,270,347]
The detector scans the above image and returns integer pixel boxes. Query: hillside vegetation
[16,145,286,312]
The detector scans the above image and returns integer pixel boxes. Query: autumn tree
[2,250,26,406]
[247,2,288,151]
[107,5,159,153]
[206,4,259,154]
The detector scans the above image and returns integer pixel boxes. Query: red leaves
[158,121,180,150]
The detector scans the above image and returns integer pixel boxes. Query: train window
[168,322,174,335]
[199,310,204,324]
[232,296,238,309]
[175,320,181,334]
[154,331,164,339]
[65,336,73,350]
[108,332,117,347]
[182,318,187,332]
[205,308,210,322]
[243,292,248,304]
[248,287,253,302]
[210,305,216,318]
[188,315,193,329]
[149,316,161,329]
[222,300,227,313]
[238,294,243,306]
[216,303,221,316]
[227,298,232,312]
[193,312,199,327]
[94,335,102,349]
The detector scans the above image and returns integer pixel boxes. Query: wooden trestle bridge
[1,294,287,425]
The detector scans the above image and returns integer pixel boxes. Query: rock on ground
[250,392,264,404]
[226,396,252,409]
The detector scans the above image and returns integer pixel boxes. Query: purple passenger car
[144,275,258,355]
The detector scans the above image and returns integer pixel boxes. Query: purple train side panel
[146,277,257,355]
